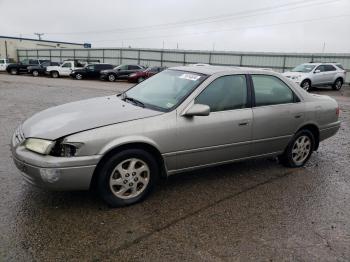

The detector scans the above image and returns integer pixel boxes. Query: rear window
[336,64,344,70]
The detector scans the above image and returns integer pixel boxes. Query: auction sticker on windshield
[179,73,201,81]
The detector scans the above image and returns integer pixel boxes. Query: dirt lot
[0,73,350,261]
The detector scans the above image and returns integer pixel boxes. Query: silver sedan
[11,65,341,207]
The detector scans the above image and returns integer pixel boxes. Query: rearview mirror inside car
[183,104,210,117]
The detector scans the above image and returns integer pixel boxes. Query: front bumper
[11,133,101,191]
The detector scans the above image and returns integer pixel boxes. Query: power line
[34,33,44,40]
[92,14,350,43]
[41,0,341,36]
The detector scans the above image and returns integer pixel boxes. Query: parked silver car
[282,62,346,91]
[11,65,340,207]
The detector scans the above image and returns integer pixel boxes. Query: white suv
[283,62,346,91]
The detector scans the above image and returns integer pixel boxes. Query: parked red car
[128,66,167,83]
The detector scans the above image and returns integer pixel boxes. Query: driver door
[312,65,327,85]
[175,74,252,171]
[60,62,72,76]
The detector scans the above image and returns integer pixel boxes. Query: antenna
[34,33,44,40]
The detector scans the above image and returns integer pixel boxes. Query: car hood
[282,71,308,77]
[45,65,60,71]
[101,69,116,74]
[22,95,162,140]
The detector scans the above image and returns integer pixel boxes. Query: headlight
[25,138,55,155]
[129,73,137,77]
[71,71,75,74]
[291,75,302,80]
[50,141,83,157]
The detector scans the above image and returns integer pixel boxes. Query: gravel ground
[0,73,349,261]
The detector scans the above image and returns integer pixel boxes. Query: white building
[0,35,85,61]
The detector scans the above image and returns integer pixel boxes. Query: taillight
[336,107,340,117]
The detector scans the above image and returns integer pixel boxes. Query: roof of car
[171,64,276,76]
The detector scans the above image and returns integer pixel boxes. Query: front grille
[14,125,25,146]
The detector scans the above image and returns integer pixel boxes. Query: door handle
[238,121,249,126]
[294,114,302,119]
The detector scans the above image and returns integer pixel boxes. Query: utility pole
[34,33,44,40]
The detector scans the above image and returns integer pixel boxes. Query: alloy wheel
[108,74,116,82]
[291,135,312,165]
[109,158,150,200]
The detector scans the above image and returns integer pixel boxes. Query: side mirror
[183,104,210,117]
[314,69,321,74]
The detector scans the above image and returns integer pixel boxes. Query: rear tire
[300,80,311,92]
[97,149,159,207]
[75,73,83,80]
[51,71,59,78]
[10,68,18,75]
[332,78,343,90]
[32,70,39,77]
[279,129,315,168]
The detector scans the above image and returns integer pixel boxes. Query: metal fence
[17,48,350,82]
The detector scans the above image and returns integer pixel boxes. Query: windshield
[124,70,207,111]
[291,64,316,73]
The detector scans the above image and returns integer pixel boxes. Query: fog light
[40,168,61,183]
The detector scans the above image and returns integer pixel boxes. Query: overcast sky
[0,0,349,53]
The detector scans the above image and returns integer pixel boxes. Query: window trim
[249,74,300,108]
[194,74,251,112]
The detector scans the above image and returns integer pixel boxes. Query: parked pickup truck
[6,59,49,75]
[45,60,87,78]
[27,61,60,76]
[0,58,15,71]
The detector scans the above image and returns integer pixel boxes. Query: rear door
[251,74,305,156]
[323,64,337,84]
[312,65,327,85]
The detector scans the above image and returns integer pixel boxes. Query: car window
[324,65,336,71]
[21,59,29,65]
[61,63,71,68]
[315,65,326,72]
[252,75,294,107]
[336,64,344,70]
[29,60,39,65]
[195,75,247,112]
[115,65,128,70]
[0,60,3,64]
[128,65,140,70]
[41,61,50,67]
[87,65,95,70]
[126,70,206,111]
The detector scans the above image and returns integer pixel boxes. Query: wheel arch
[301,78,312,85]
[296,123,320,150]
[90,141,167,190]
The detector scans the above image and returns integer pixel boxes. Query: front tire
[279,129,315,168]
[97,149,159,207]
[108,74,116,82]
[300,80,311,92]
[332,78,343,90]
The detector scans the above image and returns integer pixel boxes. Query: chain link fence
[18,48,350,82]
